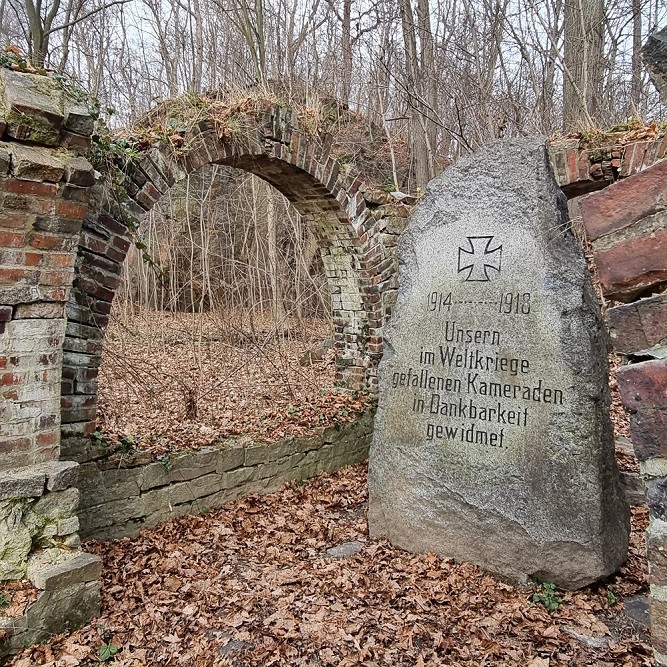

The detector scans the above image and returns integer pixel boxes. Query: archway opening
[96,163,371,456]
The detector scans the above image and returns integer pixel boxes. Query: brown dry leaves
[97,311,370,458]
[10,464,650,667]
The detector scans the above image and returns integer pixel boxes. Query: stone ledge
[27,551,102,591]
[0,580,101,661]
[78,409,375,539]
[0,469,46,501]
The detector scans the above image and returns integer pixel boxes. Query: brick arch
[60,101,404,459]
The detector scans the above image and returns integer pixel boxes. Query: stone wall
[579,159,667,666]
[77,409,374,539]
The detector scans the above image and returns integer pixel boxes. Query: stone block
[0,146,10,174]
[63,155,95,186]
[28,550,101,590]
[643,26,667,100]
[607,294,667,355]
[579,160,667,241]
[56,515,79,535]
[63,104,94,137]
[618,359,667,460]
[0,499,32,579]
[651,596,667,655]
[216,445,246,473]
[31,487,79,522]
[1,70,63,146]
[10,144,64,182]
[620,471,646,506]
[80,496,144,533]
[0,467,46,500]
[368,138,628,590]
[594,228,667,301]
[42,460,78,491]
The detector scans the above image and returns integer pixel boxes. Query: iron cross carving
[457,236,503,282]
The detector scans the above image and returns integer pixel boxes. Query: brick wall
[579,160,667,666]
[61,104,411,462]
[0,71,96,470]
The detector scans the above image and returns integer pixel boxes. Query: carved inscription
[389,237,566,456]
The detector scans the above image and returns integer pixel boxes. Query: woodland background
[1,0,666,444]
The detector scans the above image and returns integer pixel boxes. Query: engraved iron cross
[457,236,503,282]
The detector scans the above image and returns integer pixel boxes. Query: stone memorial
[368,138,629,589]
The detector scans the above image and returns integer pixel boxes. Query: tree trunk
[562,0,605,130]
[630,0,642,111]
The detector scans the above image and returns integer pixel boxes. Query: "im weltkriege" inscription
[389,296,566,452]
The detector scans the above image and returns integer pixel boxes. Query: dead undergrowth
[96,310,371,459]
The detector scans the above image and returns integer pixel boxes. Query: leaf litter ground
[7,309,648,666]
[9,464,650,667]
[96,311,370,458]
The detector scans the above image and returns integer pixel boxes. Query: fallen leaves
[96,311,370,459]
[8,464,651,667]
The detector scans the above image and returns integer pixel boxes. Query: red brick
[617,358,667,410]
[0,372,21,386]
[25,252,43,266]
[0,437,31,455]
[618,359,667,460]
[49,252,75,267]
[36,430,59,446]
[580,160,667,241]
[14,302,64,318]
[56,200,88,220]
[40,269,73,286]
[0,212,28,229]
[29,233,76,251]
[607,294,667,354]
[0,230,25,248]
[0,306,11,322]
[5,179,57,197]
[0,267,36,283]
[41,287,67,301]
[594,227,667,299]
[3,194,55,215]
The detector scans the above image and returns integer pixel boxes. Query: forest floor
[8,465,651,667]
[96,311,371,457]
[4,310,649,666]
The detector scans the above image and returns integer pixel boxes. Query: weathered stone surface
[368,138,629,589]
[0,499,32,579]
[28,550,101,590]
[63,104,95,137]
[594,227,667,301]
[57,515,80,535]
[63,155,95,186]
[1,70,63,145]
[326,541,364,558]
[618,359,667,461]
[0,468,45,501]
[643,26,667,100]
[0,580,101,660]
[31,487,79,522]
[607,294,667,356]
[9,143,64,182]
[620,471,646,506]
[42,460,79,491]
[579,159,667,241]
